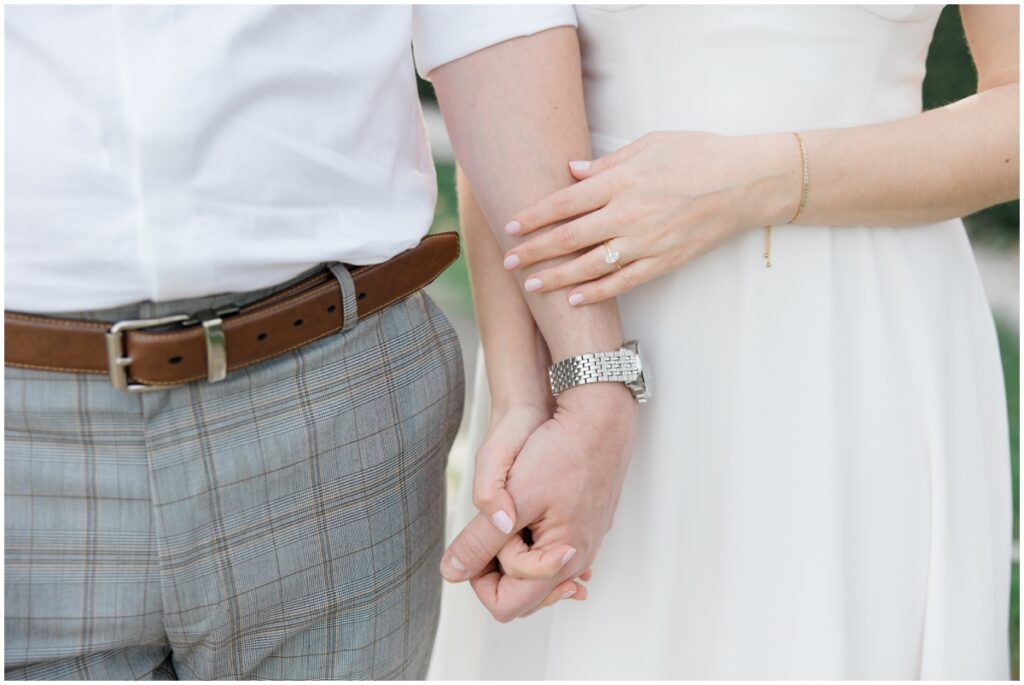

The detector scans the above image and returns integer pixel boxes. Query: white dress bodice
[578,5,941,152]
[431,7,1011,680]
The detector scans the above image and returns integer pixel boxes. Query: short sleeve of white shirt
[413,5,578,79]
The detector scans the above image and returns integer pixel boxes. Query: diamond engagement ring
[603,241,623,270]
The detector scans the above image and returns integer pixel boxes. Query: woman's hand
[468,401,591,610]
[470,394,596,612]
[502,131,802,304]
[443,383,637,621]
[472,402,550,537]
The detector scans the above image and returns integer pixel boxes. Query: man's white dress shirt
[5,5,576,312]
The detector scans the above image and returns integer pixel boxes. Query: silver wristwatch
[548,340,651,403]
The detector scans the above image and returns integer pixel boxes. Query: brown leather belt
[4,232,460,391]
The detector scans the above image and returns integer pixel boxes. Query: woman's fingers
[470,566,570,624]
[441,511,514,583]
[506,176,611,237]
[521,580,588,618]
[495,536,578,580]
[521,241,634,293]
[567,257,662,305]
[505,210,614,271]
[579,567,593,582]
[464,544,591,621]
[567,138,642,181]
[472,434,519,536]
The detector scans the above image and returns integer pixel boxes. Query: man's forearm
[432,27,627,364]
[431,28,637,615]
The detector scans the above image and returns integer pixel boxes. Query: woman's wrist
[489,393,553,429]
[484,320,554,418]
[489,385,552,416]
[748,132,805,226]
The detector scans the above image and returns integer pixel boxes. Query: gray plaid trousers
[5,271,464,679]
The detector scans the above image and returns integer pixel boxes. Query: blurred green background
[424,5,1019,677]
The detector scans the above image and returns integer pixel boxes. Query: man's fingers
[496,538,577,580]
[441,511,512,582]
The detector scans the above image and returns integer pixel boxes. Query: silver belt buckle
[105,314,192,392]
[105,305,239,392]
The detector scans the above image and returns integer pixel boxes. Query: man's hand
[441,383,637,622]
[431,27,639,620]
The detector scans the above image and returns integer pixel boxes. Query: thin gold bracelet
[763,131,808,268]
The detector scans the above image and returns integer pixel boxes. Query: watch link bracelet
[548,340,651,403]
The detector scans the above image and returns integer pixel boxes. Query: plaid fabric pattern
[5,273,464,680]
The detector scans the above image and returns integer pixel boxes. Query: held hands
[441,383,637,621]
[502,131,803,304]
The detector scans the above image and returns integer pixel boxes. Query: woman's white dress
[431,6,1012,679]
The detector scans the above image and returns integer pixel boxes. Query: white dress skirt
[431,5,1012,679]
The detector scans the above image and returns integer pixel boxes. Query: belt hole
[327,305,336,313]
[257,332,267,341]
[357,292,367,301]
[168,356,183,365]
[293,319,304,327]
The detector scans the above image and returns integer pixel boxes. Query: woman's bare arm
[502,6,1019,304]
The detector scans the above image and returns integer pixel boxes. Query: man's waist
[5,233,460,391]
[5,223,433,314]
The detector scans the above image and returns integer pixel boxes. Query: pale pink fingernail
[524,278,543,292]
[505,220,521,235]
[449,555,466,572]
[561,548,577,566]
[490,511,513,535]
[561,589,577,600]
[569,160,591,172]
[568,293,585,306]
[503,254,520,269]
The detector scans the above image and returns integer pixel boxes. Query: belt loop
[328,262,359,333]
